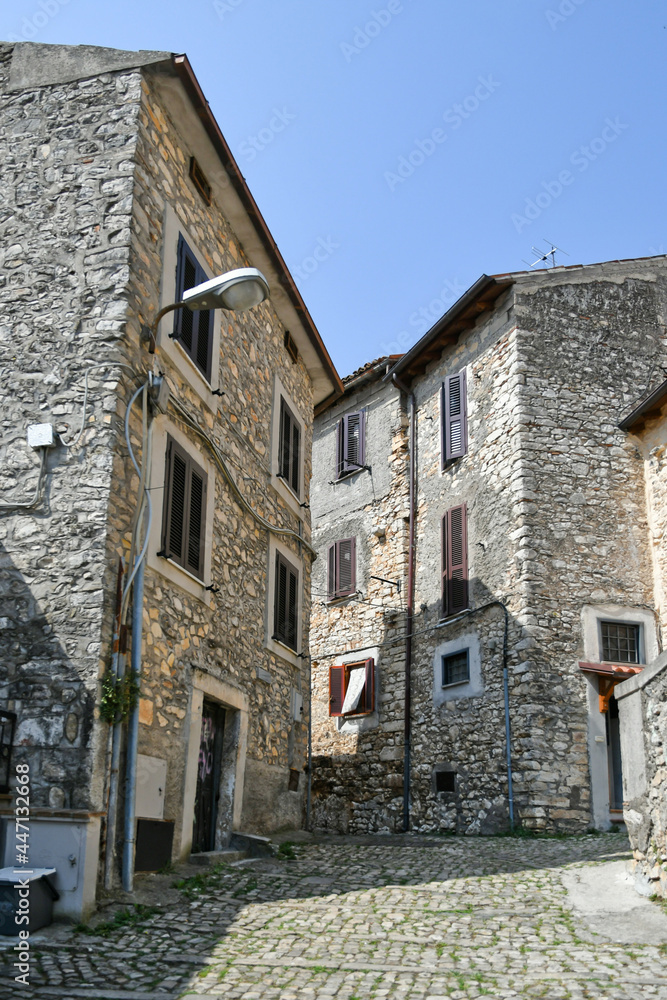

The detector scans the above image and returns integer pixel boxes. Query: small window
[173,234,214,382]
[189,156,212,205]
[435,770,456,793]
[278,398,301,496]
[336,411,365,478]
[284,330,299,364]
[273,552,299,651]
[442,504,468,617]
[329,659,374,717]
[327,538,356,600]
[442,649,470,687]
[288,769,300,792]
[441,370,467,467]
[600,621,640,664]
[160,437,208,581]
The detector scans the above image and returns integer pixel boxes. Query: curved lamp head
[181,267,270,312]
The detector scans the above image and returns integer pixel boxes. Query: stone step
[188,849,246,866]
[230,831,276,858]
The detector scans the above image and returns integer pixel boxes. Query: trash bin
[0,867,59,936]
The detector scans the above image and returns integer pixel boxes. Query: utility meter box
[136,755,167,819]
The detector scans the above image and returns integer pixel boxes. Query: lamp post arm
[145,301,184,354]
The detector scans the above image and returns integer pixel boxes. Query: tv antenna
[522,241,569,269]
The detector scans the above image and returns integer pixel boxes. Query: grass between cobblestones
[1,832,665,1000]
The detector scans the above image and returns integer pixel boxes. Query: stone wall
[617,653,667,896]
[117,66,314,853]
[310,371,410,833]
[0,42,321,897]
[0,43,142,811]
[310,259,667,835]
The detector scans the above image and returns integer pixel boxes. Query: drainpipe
[306,655,312,832]
[392,374,416,833]
[122,552,145,892]
[104,559,125,890]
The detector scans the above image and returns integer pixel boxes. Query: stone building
[310,255,667,836]
[0,41,341,919]
[616,379,667,895]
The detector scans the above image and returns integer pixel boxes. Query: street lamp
[142,267,270,353]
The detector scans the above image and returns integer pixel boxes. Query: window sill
[266,634,300,667]
[326,592,357,605]
[441,678,470,690]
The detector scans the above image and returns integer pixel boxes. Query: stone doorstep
[229,831,276,857]
[188,849,246,866]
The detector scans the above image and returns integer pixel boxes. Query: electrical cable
[0,448,47,511]
[313,600,509,661]
[167,391,317,558]
[59,362,142,448]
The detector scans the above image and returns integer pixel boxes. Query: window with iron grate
[600,621,641,663]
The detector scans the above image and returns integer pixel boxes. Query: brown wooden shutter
[327,543,336,600]
[443,503,468,616]
[291,419,300,494]
[336,537,356,597]
[443,370,467,463]
[338,411,365,476]
[161,437,208,581]
[273,552,299,650]
[361,657,374,713]
[329,666,346,716]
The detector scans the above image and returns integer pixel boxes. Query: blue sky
[2,0,665,376]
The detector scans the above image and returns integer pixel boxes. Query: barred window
[600,621,640,664]
[442,650,470,687]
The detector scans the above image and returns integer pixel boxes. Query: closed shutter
[174,234,214,381]
[327,538,356,599]
[161,437,208,581]
[278,398,301,497]
[274,552,299,651]
[329,666,345,716]
[442,504,468,616]
[337,411,365,477]
[442,370,467,464]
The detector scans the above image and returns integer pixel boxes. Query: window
[278,398,301,496]
[160,437,208,580]
[442,649,470,687]
[442,503,468,617]
[441,370,468,466]
[600,621,641,664]
[172,234,214,382]
[273,552,299,650]
[327,538,356,600]
[329,659,374,717]
[434,770,456,793]
[336,411,365,478]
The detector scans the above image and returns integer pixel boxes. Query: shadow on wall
[0,538,97,811]
[310,578,587,836]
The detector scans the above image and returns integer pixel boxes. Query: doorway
[606,694,624,813]
[192,700,225,853]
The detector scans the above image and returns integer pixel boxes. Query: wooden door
[192,700,225,853]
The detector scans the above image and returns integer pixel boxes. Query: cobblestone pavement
[2,831,667,1000]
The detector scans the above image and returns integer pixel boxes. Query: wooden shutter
[442,370,467,464]
[336,538,356,597]
[278,398,301,497]
[327,543,336,600]
[174,234,214,381]
[274,552,299,650]
[329,666,346,716]
[360,657,374,713]
[291,419,300,495]
[337,411,365,477]
[161,437,208,581]
[442,504,468,616]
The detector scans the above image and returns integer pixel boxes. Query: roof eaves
[619,378,667,431]
[169,53,344,405]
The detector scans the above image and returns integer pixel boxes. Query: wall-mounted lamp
[141,267,270,354]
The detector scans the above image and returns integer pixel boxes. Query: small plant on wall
[99,670,140,724]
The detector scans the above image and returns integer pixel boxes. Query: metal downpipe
[122,553,145,893]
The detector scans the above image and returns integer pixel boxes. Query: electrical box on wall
[291,690,303,722]
[136,755,167,819]
[27,423,55,448]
